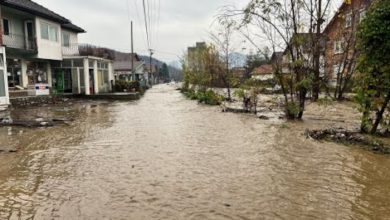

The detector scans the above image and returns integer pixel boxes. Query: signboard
[28,84,50,96]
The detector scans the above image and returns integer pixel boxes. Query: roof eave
[1,2,70,24]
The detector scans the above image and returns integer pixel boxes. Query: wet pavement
[0,85,390,220]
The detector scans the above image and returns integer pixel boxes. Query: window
[2,18,10,36]
[0,70,5,97]
[40,22,58,42]
[62,32,70,47]
[360,9,367,22]
[334,40,344,54]
[345,13,352,28]
[333,63,344,79]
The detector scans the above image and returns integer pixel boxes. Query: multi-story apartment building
[324,0,372,85]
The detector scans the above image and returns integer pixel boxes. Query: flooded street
[0,85,390,220]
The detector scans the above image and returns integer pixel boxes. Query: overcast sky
[34,0,342,64]
[33,0,249,63]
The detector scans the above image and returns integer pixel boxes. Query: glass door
[0,48,9,106]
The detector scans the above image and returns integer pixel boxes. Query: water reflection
[0,85,389,220]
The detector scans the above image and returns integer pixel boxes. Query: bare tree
[331,4,362,100]
[220,0,333,119]
[209,17,237,101]
[302,0,332,101]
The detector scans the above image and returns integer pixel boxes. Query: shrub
[182,89,223,105]
[114,80,141,92]
[197,90,223,105]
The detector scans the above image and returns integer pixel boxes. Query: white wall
[35,17,62,60]
[61,30,79,56]
[2,7,33,49]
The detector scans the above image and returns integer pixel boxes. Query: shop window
[62,60,72,68]
[27,62,47,84]
[73,59,83,67]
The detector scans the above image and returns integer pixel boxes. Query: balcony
[3,34,37,53]
[62,44,80,56]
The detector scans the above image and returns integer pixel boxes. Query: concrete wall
[35,17,62,61]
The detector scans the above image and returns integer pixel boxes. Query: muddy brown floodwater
[0,85,390,220]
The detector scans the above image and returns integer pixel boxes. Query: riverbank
[181,86,390,154]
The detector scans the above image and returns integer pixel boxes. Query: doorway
[63,69,72,93]
[89,69,95,94]
[7,59,21,87]
[25,21,35,50]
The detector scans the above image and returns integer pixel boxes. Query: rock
[259,115,270,120]
[1,118,13,124]
[39,122,52,127]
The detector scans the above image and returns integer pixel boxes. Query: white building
[0,0,115,104]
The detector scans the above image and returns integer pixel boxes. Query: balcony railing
[62,44,80,56]
[62,44,117,59]
[3,34,37,52]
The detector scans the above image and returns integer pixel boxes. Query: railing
[3,33,37,52]
[62,44,80,56]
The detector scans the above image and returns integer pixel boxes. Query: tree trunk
[370,90,390,134]
[298,89,307,119]
[312,0,323,101]
[227,86,231,101]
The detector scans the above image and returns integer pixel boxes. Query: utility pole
[131,21,136,81]
[149,49,154,86]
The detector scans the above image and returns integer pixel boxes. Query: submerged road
[0,85,390,219]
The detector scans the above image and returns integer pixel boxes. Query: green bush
[182,89,223,105]
[114,80,141,92]
[183,89,198,100]
[197,90,223,105]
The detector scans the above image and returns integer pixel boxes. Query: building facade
[113,52,145,82]
[324,0,372,85]
[0,0,115,105]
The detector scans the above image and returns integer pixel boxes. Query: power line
[133,0,149,50]
[142,0,151,49]
[147,0,152,47]
[156,0,161,49]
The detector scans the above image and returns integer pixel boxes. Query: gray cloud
[34,0,247,62]
[34,0,342,63]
